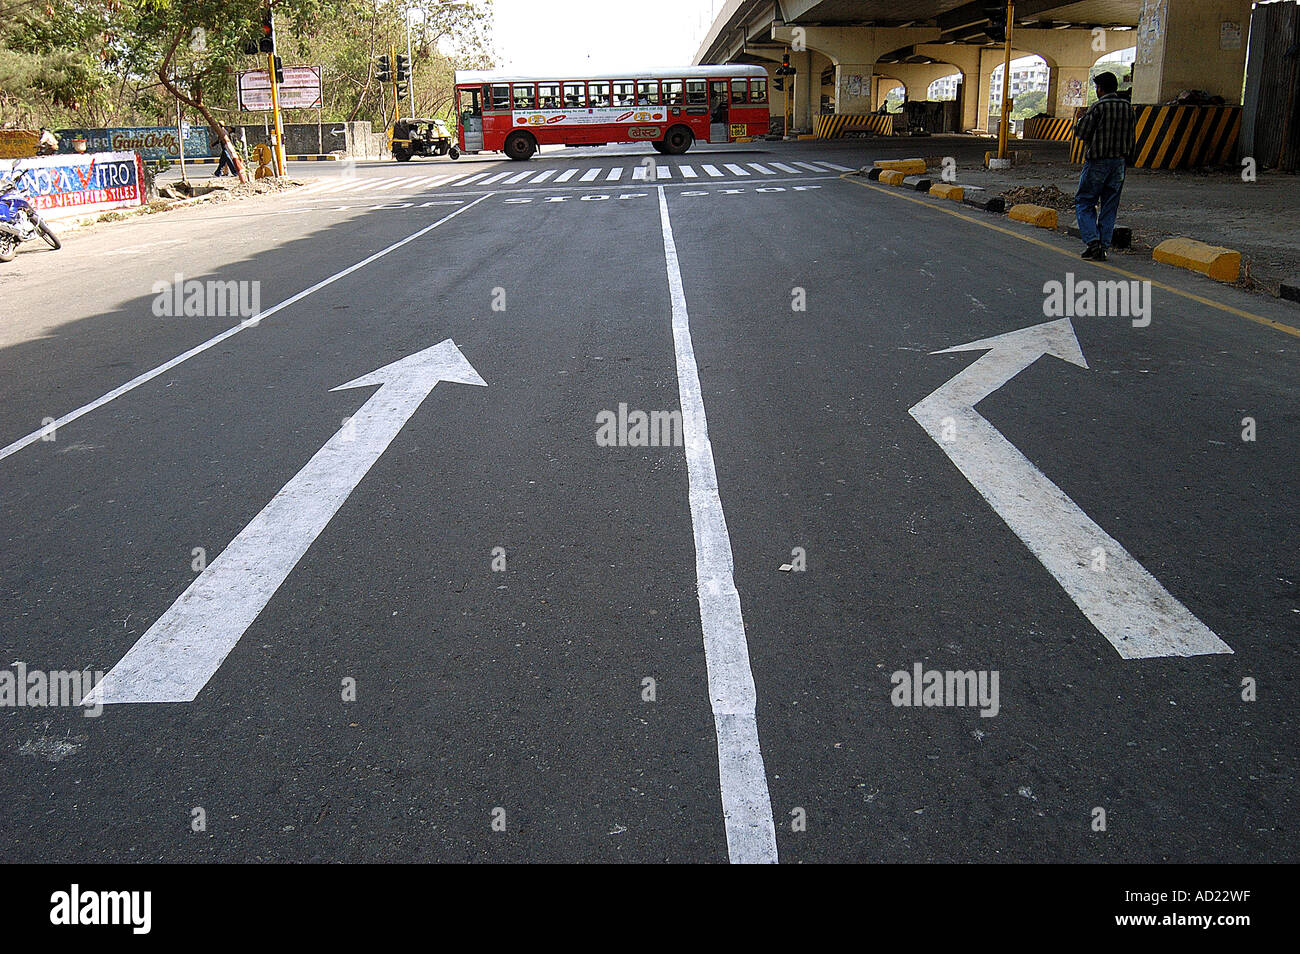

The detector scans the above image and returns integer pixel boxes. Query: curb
[1153,237,1242,283]
[902,175,932,192]
[878,169,907,186]
[1008,203,1058,229]
[1280,278,1300,304]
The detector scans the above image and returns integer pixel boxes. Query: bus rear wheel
[650,141,668,154]
[503,131,537,161]
[661,126,693,155]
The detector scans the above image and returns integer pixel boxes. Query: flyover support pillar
[1130,0,1253,105]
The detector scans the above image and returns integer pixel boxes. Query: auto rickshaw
[390,118,460,161]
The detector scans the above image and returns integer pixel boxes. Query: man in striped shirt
[1072,72,1136,262]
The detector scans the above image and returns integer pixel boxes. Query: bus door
[458,86,483,152]
[709,80,730,142]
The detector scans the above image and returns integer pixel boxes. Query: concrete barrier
[1008,204,1058,229]
[1153,237,1241,282]
[874,158,927,174]
[902,175,933,191]
[879,170,907,186]
[930,183,964,201]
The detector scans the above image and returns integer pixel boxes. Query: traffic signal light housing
[984,2,1008,43]
[395,54,409,83]
[774,51,796,90]
[258,7,275,53]
[376,54,391,84]
[273,55,284,85]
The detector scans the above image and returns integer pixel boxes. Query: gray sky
[490,0,719,74]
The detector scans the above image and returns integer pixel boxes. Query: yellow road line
[840,173,1300,340]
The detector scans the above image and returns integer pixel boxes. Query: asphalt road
[1,140,1296,863]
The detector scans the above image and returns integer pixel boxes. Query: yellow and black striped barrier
[1023,115,1075,141]
[815,113,897,138]
[1069,104,1240,169]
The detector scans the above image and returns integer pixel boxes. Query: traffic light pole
[268,49,288,175]
[997,0,1016,161]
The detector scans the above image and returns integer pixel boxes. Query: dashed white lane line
[679,164,698,178]
[723,163,750,176]
[770,162,800,174]
[632,165,649,180]
[0,194,496,465]
[580,167,601,182]
[457,172,490,186]
[606,167,623,181]
[530,169,557,183]
[656,185,778,865]
[701,164,723,177]
[504,169,535,184]
[655,166,671,178]
[817,161,855,172]
[792,161,824,172]
[373,176,423,191]
[555,169,579,182]
[747,163,775,175]
[481,170,513,184]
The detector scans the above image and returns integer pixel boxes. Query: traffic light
[983,2,1008,43]
[774,51,795,89]
[258,7,275,53]
[396,81,409,98]
[395,54,409,83]
[273,55,284,85]
[376,54,391,84]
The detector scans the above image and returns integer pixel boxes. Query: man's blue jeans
[1075,157,1126,248]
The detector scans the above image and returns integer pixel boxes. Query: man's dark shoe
[1081,241,1104,261]
[1094,246,1108,262]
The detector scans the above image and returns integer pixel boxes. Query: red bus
[453,65,771,160]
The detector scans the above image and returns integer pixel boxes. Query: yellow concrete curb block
[929,183,964,201]
[1008,203,1058,229]
[797,134,817,141]
[879,170,907,186]
[1152,237,1242,283]
[874,158,927,174]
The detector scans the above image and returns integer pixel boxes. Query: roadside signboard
[10,151,147,219]
[238,66,323,110]
[0,129,39,159]
[56,126,210,161]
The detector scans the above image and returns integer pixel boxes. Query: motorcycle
[0,164,61,263]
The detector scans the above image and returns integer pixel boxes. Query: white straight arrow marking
[84,340,487,705]
[909,319,1231,659]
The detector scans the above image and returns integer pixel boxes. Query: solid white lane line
[770,162,800,174]
[530,169,557,183]
[580,167,601,182]
[0,194,496,465]
[701,164,724,177]
[656,186,778,865]
[606,167,623,181]
[723,163,750,176]
[679,164,698,178]
[747,163,775,175]
[555,169,579,182]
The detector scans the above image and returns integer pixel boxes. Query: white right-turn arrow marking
[910,319,1232,659]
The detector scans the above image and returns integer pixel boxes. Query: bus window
[731,80,748,105]
[563,82,585,108]
[489,84,512,112]
[612,81,635,107]
[750,77,768,104]
[663,80,683,106]
[538,82,561,109]
[513,83,537,110]
[587,81,611,108]
[686,80,707,106]
[637,81,661,106]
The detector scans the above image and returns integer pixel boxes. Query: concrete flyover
[694,0,1254,146]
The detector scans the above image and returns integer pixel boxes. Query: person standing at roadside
[210,122,238,177]
[1071,71,1136,262]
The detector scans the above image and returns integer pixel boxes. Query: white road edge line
[656,186,778,865]
[0,193,495,466]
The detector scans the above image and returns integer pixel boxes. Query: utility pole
[267,4,288,175]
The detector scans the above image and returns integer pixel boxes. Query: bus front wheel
[661,126,693,155]
[503,131,537,161]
